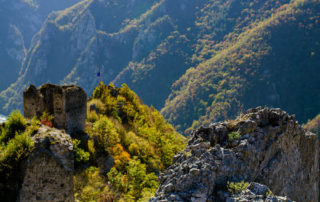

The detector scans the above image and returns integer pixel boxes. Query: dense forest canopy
[73,82,186,201]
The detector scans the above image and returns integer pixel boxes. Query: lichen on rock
[151,107,319,202]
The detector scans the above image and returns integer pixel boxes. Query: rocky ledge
[151,107,319,202]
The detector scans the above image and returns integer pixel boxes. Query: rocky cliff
[19,125,74,202]
[151,107,319,201]
[0,0,81,92]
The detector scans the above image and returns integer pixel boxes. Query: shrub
[0,131,33,175]
[128,143,140,156]
[87,110,99,123]
[126,158,158,200]
[73,139,90,164]
[92,116,120,153]
[0,111,27,144]
[228,132,241,141]
[107,158,158,200]
[266,189,274,196]
[74,166,114,201]
[27,117,40,135]
[87,99,106,114]
[227,181,250,194]
[111,144,131,170]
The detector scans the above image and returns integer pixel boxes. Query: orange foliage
[111,144,131,169]
[40,119,53,128]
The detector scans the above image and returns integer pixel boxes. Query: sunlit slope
[162,0,320,134]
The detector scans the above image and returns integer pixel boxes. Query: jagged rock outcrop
[23,84,87,135]
[151,107,319,202]
[19,125,74,202]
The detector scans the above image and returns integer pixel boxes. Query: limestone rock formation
[226,182,292,202]
[151,107,319,202]
[23,83,87,135]
[19,125,74,202]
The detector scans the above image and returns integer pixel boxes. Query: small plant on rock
[227,181,250,194]
[228,132,241,141]
[266,189,274,196]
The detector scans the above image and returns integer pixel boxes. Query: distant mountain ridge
[1,0,319,135]
[0,0,81,91]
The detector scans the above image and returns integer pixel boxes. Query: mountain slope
[68,82,186,201]
[0,0,160,112]
[0,0,81,92]
[162,0,320,133]
[1,0,319,137]
[0,0,294,112]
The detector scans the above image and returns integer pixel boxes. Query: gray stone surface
[23,83,87,135]
[19,125,74,202]
[226,182,292,202]
[151,107,319,202]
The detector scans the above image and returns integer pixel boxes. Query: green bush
[74,166,114,202]
[0,131,33,174]
[73,139,90,164]
[27,117,40,135]
[92,116,120,153]
[107,157,158,200]
[227,181,250,194]
[228,132,241,141]
[0,111,27,144]
[87,111,99,123]
[89,99,105,111]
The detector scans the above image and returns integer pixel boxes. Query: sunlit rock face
[19,125,74,202]
[151,107,319,202]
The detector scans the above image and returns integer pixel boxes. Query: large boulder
[151,107,319,201]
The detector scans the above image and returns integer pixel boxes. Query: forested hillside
[76,82,186,201]
[0,0,319,135]
[162,0,320,133]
